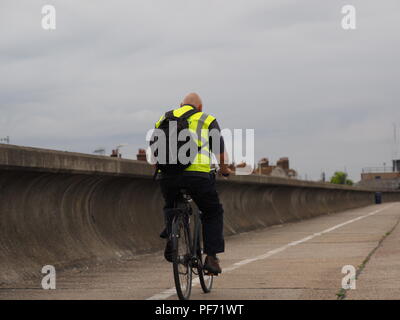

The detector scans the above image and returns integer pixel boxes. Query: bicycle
[170,169,221,300]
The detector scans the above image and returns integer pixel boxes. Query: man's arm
[208,119,232,176]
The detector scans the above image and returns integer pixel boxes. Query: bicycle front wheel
[171,215,192,300]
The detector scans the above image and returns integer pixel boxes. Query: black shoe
[164,240,174,263]
[204,255,222,274]
[159,227,168,239]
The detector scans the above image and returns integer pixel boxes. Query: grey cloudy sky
[1,0,399,181]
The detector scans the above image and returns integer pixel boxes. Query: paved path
[1,203,400,300]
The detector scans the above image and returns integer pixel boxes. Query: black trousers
[159,175,225,255]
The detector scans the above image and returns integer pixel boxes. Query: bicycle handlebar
[210,168,230,178]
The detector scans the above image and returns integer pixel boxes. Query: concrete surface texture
[1,203,399,300]
[1,144,400,293]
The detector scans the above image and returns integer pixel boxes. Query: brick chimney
[110,149,118,158]
[136,148,147,161]
[259,157,269,168]
[277,157,289,171]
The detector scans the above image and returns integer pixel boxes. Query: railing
[362,167,395,174]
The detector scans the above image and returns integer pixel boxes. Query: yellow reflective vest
[155,105,216,173]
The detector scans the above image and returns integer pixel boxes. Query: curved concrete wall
[1,144,399,284]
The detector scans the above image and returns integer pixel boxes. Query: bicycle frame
[177,168,217,266]
[173,195,202,267]
[171,169,217,299]
[191,209,202,266]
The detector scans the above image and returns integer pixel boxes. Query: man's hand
[219,165,232,177]
[217,151,232,177]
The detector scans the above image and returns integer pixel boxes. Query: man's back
[154,103,224,177]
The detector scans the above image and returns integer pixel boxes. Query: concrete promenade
[1,203,399,299]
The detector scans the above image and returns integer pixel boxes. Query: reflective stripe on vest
[155,105,216,173]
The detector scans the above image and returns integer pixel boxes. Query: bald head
[181,92,203,111]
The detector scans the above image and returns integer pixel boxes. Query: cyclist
[154,92,231,275]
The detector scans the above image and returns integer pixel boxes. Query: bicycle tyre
[171,214,192,300]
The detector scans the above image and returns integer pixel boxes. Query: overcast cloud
[1,0,399,181]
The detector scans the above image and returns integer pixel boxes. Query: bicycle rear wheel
[171,215,192,300]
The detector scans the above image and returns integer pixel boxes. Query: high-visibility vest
[155,105,216,173]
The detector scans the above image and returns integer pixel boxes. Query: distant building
[136,148,147,161]
[358,159,400,190]
[254,157,297,179]
[110,149,121,158]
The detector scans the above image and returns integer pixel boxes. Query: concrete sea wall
[1,144,399,284]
